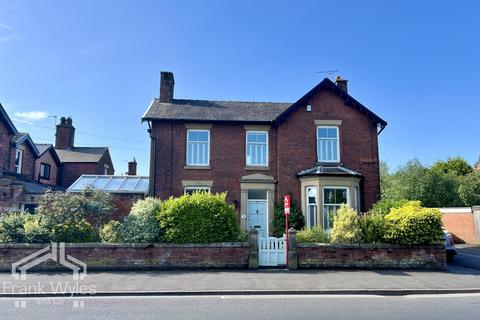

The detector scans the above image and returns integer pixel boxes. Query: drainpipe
[148,121,157,197]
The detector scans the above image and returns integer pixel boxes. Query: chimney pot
[159,71,175,102]
[335,76,348,93]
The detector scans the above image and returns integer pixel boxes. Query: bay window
[323,187,348,229]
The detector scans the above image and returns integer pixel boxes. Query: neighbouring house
[142,72,387,236]
[68,159,148,220]
[54,116,115,187]
[34,144,62,186]
[0,103,63,211]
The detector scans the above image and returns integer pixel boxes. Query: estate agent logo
[11,242,87,280]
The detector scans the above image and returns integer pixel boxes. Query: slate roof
[2,171,64,194]
[142,78,387,128]
[296,165,363,178]
[35,143,51,156]
[143,99,291,123]
[55,147,108,163]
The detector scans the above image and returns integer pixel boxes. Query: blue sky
[0,0,479,175]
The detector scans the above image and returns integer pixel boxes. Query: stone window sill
[184,166,211,170]
[244,166,271,171]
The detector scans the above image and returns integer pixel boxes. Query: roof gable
[0,103,18,135]
[13,133,39,156]
[275,78,387,128]
[36,144,61,165]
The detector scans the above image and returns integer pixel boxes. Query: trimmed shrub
[330,205,362,244]
[297,226,330,243]
[384,201,443,245]
[0,211,27,243]
[272,197,304,237]
[122,197,161,242]
[359,212,386,244]
[50,220,94,243]
[157,192,239,243]
[99,220,122,243]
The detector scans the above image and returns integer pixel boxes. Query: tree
[272,196,304,237]
[458,171,480,206]
[431,157,473,176]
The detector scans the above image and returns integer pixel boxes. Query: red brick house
[0,103,63,211]
[142,72,387,236]
[34,144,62,186]
[54,116,115,187]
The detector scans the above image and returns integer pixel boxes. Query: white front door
[247,200,268,238]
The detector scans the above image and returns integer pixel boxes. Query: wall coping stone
[297,243,444,250]
[0,242,249,249]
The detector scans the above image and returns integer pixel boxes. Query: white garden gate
[258,236,286,267]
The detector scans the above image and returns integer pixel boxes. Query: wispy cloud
[13,111,49,124]
[0,22,22,43]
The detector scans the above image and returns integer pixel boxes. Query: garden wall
[296,243,446,270]
[440,207,480,244]
[0,243,249,271]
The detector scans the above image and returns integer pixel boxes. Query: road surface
[2,294,480,320]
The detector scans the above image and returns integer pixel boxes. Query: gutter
[148,121,156,197]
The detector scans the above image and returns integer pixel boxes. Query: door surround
[240,174,276,234]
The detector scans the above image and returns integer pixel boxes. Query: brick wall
[112,193,144,220]
[441,208,478,244]
[151,88,381,212]
[297,243,446,270]
[0,243,250,271]
[60,162,98,187]
[34,149,59,186]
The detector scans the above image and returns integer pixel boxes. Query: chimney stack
[159,71,175,102]
[128,158,137,176]
[55,116,75,149]
[335,76,348,93]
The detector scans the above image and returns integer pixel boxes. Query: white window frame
[305,186,318,228]
[322,186,349,230]
[186,129,210,166]
[15,149,23,174]
[316,126,340,163]
[184,186,211,195]
[245,131,269,167]
[103,164,110,175]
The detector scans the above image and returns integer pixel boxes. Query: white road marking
[457,252,480,258]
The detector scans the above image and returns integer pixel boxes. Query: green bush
[99,220,122,242]
[272,197,304,237]
[50,220,94,243]
[359,212,386,243]
[121,197,161,242]
[370,198,409,216]
[23,215,50,243]
[384,201,443,245]
[0,211,27,243]
[36,187,113,229]
[330,205,362,244]
[157,192,239,243]
[297,226,330,243]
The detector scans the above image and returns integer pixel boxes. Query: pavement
[1,245,479,297]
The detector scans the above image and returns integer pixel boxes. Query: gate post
[248,228,259,269]
[473,206,480,243]
[288,228,298,270]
